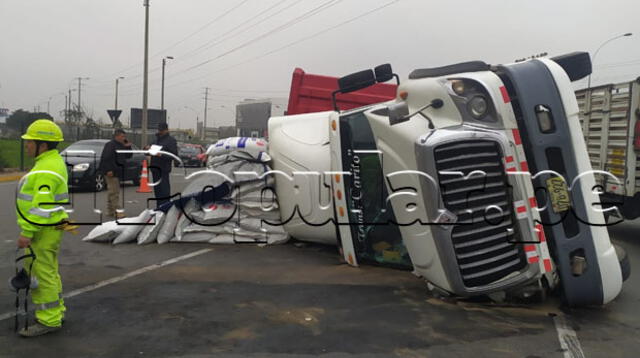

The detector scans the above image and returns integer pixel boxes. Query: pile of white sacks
[82,137,289,246]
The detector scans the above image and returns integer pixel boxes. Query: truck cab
[269,53,625,305]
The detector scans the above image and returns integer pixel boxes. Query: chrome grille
[434,140,527,287]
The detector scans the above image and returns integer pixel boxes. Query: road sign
[107,109,122,123]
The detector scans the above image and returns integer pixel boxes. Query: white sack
[170,232,214,243]
[137,211,165,245]
[157,205,182,244]
[82,221,123,243]
[113,209,154,245]
[206,137,268,158]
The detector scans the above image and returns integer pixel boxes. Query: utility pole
[161,56,174,111]
[203,87,210,140]
[142,0,150,147]
[47,97,51,114]
[115,76,124,110]
[76,77,89,115]
[64,94,68,122]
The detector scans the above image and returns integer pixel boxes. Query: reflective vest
[16,149,69,238]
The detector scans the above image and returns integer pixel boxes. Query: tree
[6,109,53,132]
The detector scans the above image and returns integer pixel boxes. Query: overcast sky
[1,0,639,130]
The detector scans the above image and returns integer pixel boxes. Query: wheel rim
[95,174,105,191]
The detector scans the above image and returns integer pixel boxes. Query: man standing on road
[15,119,69,337]
[149,122,177,208]
[99,129,132,219]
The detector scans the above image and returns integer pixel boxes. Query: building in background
[235,98,287,138]
[0,108,9,124]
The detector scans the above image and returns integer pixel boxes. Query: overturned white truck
[269,53,627,306]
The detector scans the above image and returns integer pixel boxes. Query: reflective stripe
[36,299,61,311]
[17,193,34,201]
[29,207,51,218]
[54,193,69,201]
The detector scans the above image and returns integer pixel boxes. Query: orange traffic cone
[136,159,152,193]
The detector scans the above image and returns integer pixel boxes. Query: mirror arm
[403,98,444,119]
[331,90,340,112]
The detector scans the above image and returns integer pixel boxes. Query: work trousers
[150,167,171,209]
[25,227,65,328]
[106,175,121,217]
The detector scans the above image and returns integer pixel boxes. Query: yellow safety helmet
[21,119,64,142]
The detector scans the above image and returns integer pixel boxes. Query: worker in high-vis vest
[15,119,69,337]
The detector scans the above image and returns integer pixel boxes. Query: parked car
[176,143,205,167]
[61,139,145,191]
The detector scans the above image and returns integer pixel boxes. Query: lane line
[553,313,586,358]
[0,248,213,322]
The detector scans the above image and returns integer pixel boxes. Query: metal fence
[58,124,156,148]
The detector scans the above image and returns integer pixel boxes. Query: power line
[111,0,342,93]
[92,0,251,82]
[173,0,402,84]
[179,0,301,60]
[93,0,299,93]
[170,0,344,78]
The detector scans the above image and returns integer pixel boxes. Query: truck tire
[614,244,631,282]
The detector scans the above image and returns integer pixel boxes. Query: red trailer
[286,67,398,115]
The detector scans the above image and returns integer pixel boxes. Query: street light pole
[161,56,174,112]
[587,32,633,90]
[115,76,125,110]
[142,0,150,147]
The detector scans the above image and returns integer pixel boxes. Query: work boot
[18,322,61,337]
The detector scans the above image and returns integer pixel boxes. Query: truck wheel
[614,244,631,282]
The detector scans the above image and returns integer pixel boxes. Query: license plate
[546,177,571,213]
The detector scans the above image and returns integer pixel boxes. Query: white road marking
[553,314,586,358]
[0,248,213,322]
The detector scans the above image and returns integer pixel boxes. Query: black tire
[614,244,631,282]
[94,173,106,192]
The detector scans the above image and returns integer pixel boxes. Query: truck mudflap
[497,60,622,305]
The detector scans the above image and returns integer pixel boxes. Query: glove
[55,220,79,235]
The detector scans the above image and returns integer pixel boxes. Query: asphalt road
[0,168,638,357]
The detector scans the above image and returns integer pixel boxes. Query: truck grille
[434,140,527,287]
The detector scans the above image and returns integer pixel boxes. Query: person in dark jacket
[149,122,178,208]
[99,129,132,218]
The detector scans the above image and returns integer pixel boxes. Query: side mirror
[374,64,394,83]
[550,52,591,82]
[388,102,410,125]
[338,69,376,94]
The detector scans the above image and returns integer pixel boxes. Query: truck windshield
[339,111,412,269]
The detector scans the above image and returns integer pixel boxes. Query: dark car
[176,143,205,167]
[61,139,146,191]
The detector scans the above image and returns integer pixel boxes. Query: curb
[0,174,23,183]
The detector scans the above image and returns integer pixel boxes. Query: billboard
[130,108,166,129]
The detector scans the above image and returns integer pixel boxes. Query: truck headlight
[468,96,488,119]
[72,163,90,172]
[446,79,496,123]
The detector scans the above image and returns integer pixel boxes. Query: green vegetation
[5,109,53,132]
[0,139,71,170]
